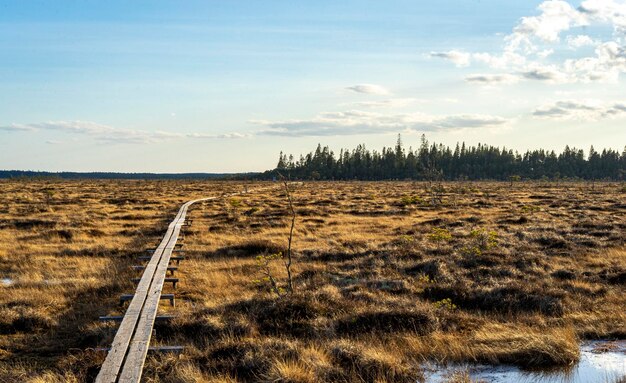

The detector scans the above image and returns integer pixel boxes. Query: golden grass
[0,179,624,382]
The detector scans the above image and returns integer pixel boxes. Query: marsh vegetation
[0,180,624,382]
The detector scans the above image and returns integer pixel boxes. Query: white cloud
[436,0,626,85]
[520,64,569,82]
[0,121,247,144]
[186,132,251,139]
[509,0,587,49]
[563,41,626,81]
[578,0,626,34]
[348,98,421,108]
[253,110,508,137]
[0,124,37,132]
[430,50,471,67]
[567,34,597,48]
[472,51,527,69]
[532,99,626,119]
[465,73,520,84]
[345,84,390,95]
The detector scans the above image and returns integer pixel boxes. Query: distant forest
[0,171,248,180]
[268,135,626,181]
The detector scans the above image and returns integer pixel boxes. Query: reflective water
[1,277,13,286]
[425,341,626,383]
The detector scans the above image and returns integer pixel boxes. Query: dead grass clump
[598,268,626,285]
[335,309,436,336]
[105,197,143,206]
[551,269,577,280]
[0,306,56,334]
[53,229,74,242]
[204,339,289,379]
[154,314,224,343]
[55,350,107,382]
[405,260,449,281]
[532,232,570,250]
[420,217,458,227]
[437,371,480,383]
[0,218,58,230]
[472,325,580,368]
[423,284,565,316]
[498,216,529,225]
[330,341,422,382]
[293,269,328,287]
[262,359,316,383]
[213,240,283,258]
[58,245,118,257]
[248,293,337,337]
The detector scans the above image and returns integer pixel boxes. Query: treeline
[0,170,252,180]
[267,135,626,181]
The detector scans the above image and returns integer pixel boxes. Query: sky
[0,0,625,173]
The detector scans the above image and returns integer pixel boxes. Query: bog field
[0,179,624,383]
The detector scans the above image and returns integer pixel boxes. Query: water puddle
[1,277,13,286]
[425,341,626,383]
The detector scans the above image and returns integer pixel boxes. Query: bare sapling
[282,178,296,293]
[254,174,297,296]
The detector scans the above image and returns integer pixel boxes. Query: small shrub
[459,245,482,257]
[470,228,498,250]
[399,195,423,206]
[433,298,457,311]
[428,228,452,242]
[520,205,540,214]
[254,252,286,296]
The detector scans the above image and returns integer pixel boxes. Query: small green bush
[399,195,423,206]
[428,228,452,242]
[433,298,457,311]
[470,228,498,250]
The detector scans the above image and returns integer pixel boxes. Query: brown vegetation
[0,180,624,382]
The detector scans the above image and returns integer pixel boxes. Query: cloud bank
[430,50,471,67]
[253,110,508,137]
[432,0,626,84]
[465,73,520,84]
[345,84,390,95]
[0,121,248,144]
[533,99,626,119]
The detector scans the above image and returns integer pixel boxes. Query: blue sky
[0,0,624,172]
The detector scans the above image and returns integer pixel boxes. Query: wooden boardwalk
[96,187,276,383]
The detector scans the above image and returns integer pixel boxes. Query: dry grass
[0,180,624,382]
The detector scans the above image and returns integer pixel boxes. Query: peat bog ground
[0,180,624,382]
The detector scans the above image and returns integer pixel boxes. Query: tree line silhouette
[269,135,625,181]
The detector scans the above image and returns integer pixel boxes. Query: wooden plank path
[96,186,277,383]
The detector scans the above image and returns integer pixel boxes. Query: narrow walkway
[96,186,275,383]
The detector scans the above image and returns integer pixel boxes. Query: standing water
[425,341,626,383]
